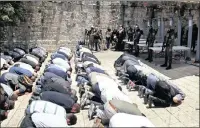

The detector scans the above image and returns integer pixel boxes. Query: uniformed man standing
[145,26,157,62]
[88,26,95,50]
[117,25,126,51]
[160,28,175,70]
[93,28,101,51]
[127,26,134,53]
[133,25,143,57]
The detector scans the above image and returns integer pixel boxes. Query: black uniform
[127,27,134,52]
[145,27,157,62]
[116,28,126,51]
[161,29,175,70]
[134,28,143,56]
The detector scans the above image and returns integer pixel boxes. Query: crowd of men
[0,47,47,121]
[115,53,185,108]
[84,23,199,70]
[84,25,143,53]
[74,42,155,127]
[73,42,185,127]
[0,33,186,127]
[20,46,80,127]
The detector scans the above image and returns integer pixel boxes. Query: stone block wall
[0,1,199,52]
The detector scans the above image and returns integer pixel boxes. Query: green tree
[0,1,25,40]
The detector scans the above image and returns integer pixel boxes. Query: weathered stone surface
[1,1,199,51]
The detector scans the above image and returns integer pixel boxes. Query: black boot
[145,58,149,60]
[166,65,172,70]
[160,64,167,67]
[148,59,153,63]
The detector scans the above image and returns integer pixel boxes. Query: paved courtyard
[1,50,199,127]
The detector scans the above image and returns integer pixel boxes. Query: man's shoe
[80,93,88,110]
[148,59,153,63]
[31,95,40,100]
[143,94,148,104]
[138,87,142,97]
[160,64,167,67]
[148,95,155,108]
[134,84,140,90]
[166,66,172,70]
[145,58,149,60]
[88,104,96,120]
[33,91,40,96]
[140,88,145,98]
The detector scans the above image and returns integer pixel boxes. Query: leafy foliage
[0,1,25,26]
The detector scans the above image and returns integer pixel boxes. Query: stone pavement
[1,50,199,127]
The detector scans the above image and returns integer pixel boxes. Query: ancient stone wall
[0,1,199,52]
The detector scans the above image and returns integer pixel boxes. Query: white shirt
[52,58,70,70]
[1,58,7,68]
[25,56,39,64]
[0,83,13,97]
[80,47,92,54]
[49,64,67,72]
[97,76,118,91]
[31,113,69,127]
[101,88,132,104]
[15,62,35,74]
[134,65,143,71]
[28,100,66,119]
[109,113,155,127]
[83,61,104,70]
[59,49,72,57]
[59,47,71,52]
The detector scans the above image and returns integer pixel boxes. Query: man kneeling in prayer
[20,113,69,127]
[26,100,77,125]
[142,80,185,108]
[80,74,132,109]
[91,99,144,125]
[30,91,81,113]
[109,113,155,127]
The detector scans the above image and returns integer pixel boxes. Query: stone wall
[1,1,121,52]
[0,1,199,52]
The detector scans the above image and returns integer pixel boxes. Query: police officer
[160,28,175,70]
[145,26,157,62]
[93,28,101,51]
[134,25,143,57]
[88,26,95,50]
[117,25,126,51]
[127,26,134,53]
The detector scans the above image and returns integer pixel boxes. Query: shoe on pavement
[148,95,155,108]
[160,64,167,67]
[80,93,88,110]
[88,104,96,120]
[166,66,172,70]
[143,94,148,104]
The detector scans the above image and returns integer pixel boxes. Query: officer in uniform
[88,26,94,50]
[133,25,143,57]
[127,26,134,53]
[160,28,175,70]
[145,26,157,62]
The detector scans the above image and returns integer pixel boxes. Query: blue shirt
[32,48,46,58]
[47,64,66,72]
[86,67,105,74]
[9,66,33,77]
[146,73,159,90]
[51,53,67,60]
[45,67,68,80]
[57,51,69,60]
